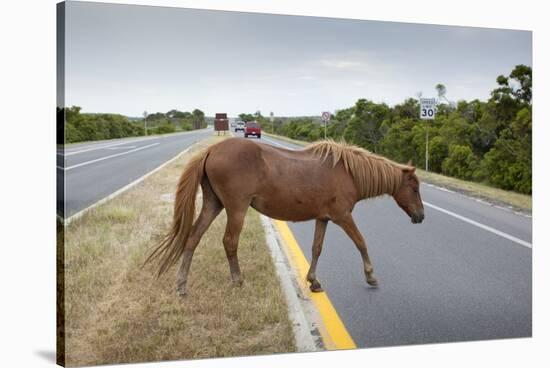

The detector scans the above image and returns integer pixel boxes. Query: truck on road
[244,121,261,138]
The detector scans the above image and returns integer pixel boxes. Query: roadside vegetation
[60,136,295,366]
[246,65,532,195]
[62,106,208,143]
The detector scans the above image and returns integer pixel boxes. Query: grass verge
[263,132,531,213]
[61,135,295,366]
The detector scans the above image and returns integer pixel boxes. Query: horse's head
[393,163,424,224]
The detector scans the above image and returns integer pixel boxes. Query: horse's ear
[407,160,413,166]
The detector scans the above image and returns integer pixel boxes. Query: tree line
[248,65,532,194]
[63,107,207,143]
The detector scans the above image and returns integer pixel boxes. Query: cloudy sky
[64,1,532,117]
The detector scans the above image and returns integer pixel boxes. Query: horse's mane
[304,140,411,198]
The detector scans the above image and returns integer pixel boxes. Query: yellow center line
[273,220,357,350]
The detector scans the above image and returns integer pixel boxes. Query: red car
[244,121,261,138]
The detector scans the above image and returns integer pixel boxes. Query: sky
[64,1,532,117]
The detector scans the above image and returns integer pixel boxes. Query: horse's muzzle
[411,210,424,224]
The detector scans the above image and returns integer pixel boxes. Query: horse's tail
[144,147,211,276]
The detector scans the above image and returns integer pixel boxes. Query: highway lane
[236,132,532,348]
[57,128,213,218]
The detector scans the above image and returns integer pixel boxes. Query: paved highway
[235,131,532,348]
[57,128,213,218]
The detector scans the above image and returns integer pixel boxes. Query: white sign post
[420,98,436,120]
[321,111,331,139]
[143,111,148,136]
[419,98,436,171]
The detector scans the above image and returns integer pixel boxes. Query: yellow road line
[273,220,357,350]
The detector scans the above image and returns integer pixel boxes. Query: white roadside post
[419,98,436,171]
[143,110,148,136]
[321,111,331,139]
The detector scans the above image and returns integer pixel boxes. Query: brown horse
[145,137,424,296]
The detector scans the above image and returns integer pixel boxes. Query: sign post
[270,111,274,133]
[321,111,331,139]
[419,98,436,171]
[143,111,148,136]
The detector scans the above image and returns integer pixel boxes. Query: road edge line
[424,201,532,248]
[62,140,200,225]
[259,215,319,352]
[272,219,357,350]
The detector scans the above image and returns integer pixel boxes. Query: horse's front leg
[335,214,378,287]
[306,219,328,292]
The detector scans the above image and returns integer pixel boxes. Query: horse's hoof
[309,281,324,293]
[367,278,379,287]
[232,279,244,287]
[176,288,187,298]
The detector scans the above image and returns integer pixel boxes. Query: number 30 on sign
[420,98,436,120]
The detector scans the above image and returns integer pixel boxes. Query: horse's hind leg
[176,180,222,297]
[222,206,247,287]
[306,219,328,292]
[335,214,378,287]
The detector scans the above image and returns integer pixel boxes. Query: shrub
[442,145,480,180]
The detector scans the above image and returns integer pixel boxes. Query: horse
[145,137,424,296]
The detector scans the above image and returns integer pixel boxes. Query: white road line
[106,145,136,150]
[63,137,159,156]
[63,142,159,171]
[424,201,532,249]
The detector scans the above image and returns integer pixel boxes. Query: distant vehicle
[244,121,261,138]
[214,113,229,133]
[235,121,245,132]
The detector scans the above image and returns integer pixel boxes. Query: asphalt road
[57,128,213,218]
[235,131,532,348]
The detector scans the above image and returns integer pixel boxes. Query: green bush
[442,145,480,180]
[153,123,176,134]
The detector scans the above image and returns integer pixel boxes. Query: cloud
[320,59,368,70]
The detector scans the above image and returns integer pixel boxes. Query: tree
[238,113,255,122]
[442,145,479,180]
[379,118,418,164]
[493,64,532,105]
[192,108,205,129]
[327,107,353,139]
[436,83,447,100]
[480,107,531,193]
[343,99,390,152]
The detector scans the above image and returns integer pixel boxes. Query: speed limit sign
[420,98,436,120]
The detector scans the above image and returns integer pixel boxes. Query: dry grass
[61,136,295,366]
[264,132,531,212]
